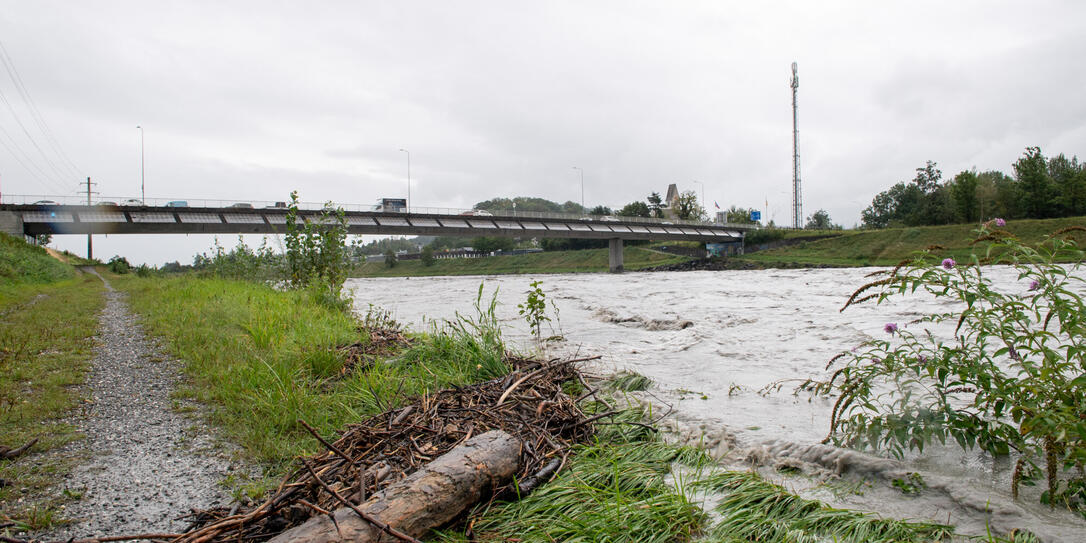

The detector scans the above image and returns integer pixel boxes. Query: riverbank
[737,216,1086,268]
[102,275,978,541]
[0,235,103,530]
[348,216,1086,278]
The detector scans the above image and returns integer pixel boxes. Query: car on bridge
[32,200,59,206]
[229,202,254,209]
[166,200,188,207]
[123,199,144,206]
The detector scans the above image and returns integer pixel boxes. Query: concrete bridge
[0,201,753,272]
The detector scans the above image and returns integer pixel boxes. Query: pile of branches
[174,355,599,543]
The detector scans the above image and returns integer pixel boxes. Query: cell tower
[790,61,802,229]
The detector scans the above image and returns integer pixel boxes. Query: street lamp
[571,166,583,211]
[398,148,411,211]
[136,125,145,203]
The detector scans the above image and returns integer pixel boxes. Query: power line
[0,83,72,189]
[0,41,83,181]
[0,116,69,194]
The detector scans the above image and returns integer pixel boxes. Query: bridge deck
[2,204,751,242]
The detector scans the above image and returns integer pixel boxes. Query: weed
[607,371,652,392]
[891,472,926,495]
[517,280,551,343]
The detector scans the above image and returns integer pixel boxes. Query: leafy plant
[284,191,351,306]
[107,255,131,274]
[807,220,1086,512]
[517,280,550,343]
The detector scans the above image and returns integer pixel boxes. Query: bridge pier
[0,211,22,236]
[608,238,623,273]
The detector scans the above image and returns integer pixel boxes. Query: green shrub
[811,220,1086,513]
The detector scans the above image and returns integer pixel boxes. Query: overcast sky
[2,1,1084,265]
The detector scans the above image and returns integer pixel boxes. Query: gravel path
[39,272,240,538]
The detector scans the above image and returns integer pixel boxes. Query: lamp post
[398,148,410,211]
[136,125,145,203]
[571,166,583,211]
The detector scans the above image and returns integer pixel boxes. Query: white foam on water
[347,267,1086,541]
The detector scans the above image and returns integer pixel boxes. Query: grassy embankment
[352,245,686,277]
[741,216,1086,267]
[112,271,980,542]
[0,234,104,529]
[114,276,514,484]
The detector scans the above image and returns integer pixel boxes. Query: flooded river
[347,267,1085,541]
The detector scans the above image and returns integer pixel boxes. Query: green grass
[439,406,711,543]
[741,216,1086,267]
[697,472,953,543]
[115,276,514,470]
[353,246,687,277]
[0,234,74,302]
[0,273,104,528]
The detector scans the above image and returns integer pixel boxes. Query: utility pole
[137,125,145,203]
[81,177,96,259]
[791,62,803,229]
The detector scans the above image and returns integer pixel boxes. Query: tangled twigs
[300,459,422,543]
[168,356,594,542]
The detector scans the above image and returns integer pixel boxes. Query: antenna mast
[790,61,802,229]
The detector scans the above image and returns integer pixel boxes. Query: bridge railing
[2,194,759,229]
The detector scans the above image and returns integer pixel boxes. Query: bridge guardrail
[1,194,760,230]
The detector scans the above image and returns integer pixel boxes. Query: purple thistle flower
[942,258,956,270]
[918,354,928,363]
[1008,346,1021,361]
[1028,279,1041,291]
[884,322,899,335]
[994,218,1006,227]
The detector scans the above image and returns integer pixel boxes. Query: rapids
[347,267,1085,541]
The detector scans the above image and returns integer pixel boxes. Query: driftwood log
[268,430,521,543]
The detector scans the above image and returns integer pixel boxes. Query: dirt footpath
[38,272,241,539]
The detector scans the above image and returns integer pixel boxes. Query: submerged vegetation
[811,220,1086,514]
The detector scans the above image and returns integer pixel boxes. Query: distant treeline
[861,147,1086,228]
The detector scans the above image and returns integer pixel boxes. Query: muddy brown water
[346,267,1086,542]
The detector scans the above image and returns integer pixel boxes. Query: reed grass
[697,471,954,543]
[115,275,511,469]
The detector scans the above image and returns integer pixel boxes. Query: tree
[949,170,979,223]
[420,245,435,267]
[588,205,613,216]
[723,205,756,224]
[383,248,397,268]
[617,201,651,217]
[472,236,515,253]
[1014,146,1053,219]
[912,160,942,193]
[1049,154,1086,217]
[560,201,586,214]
[978,170,1018,220]
[285,191,350,300]
[674,190,706,221]
[646,192,663,218]
[804,209,839,230]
